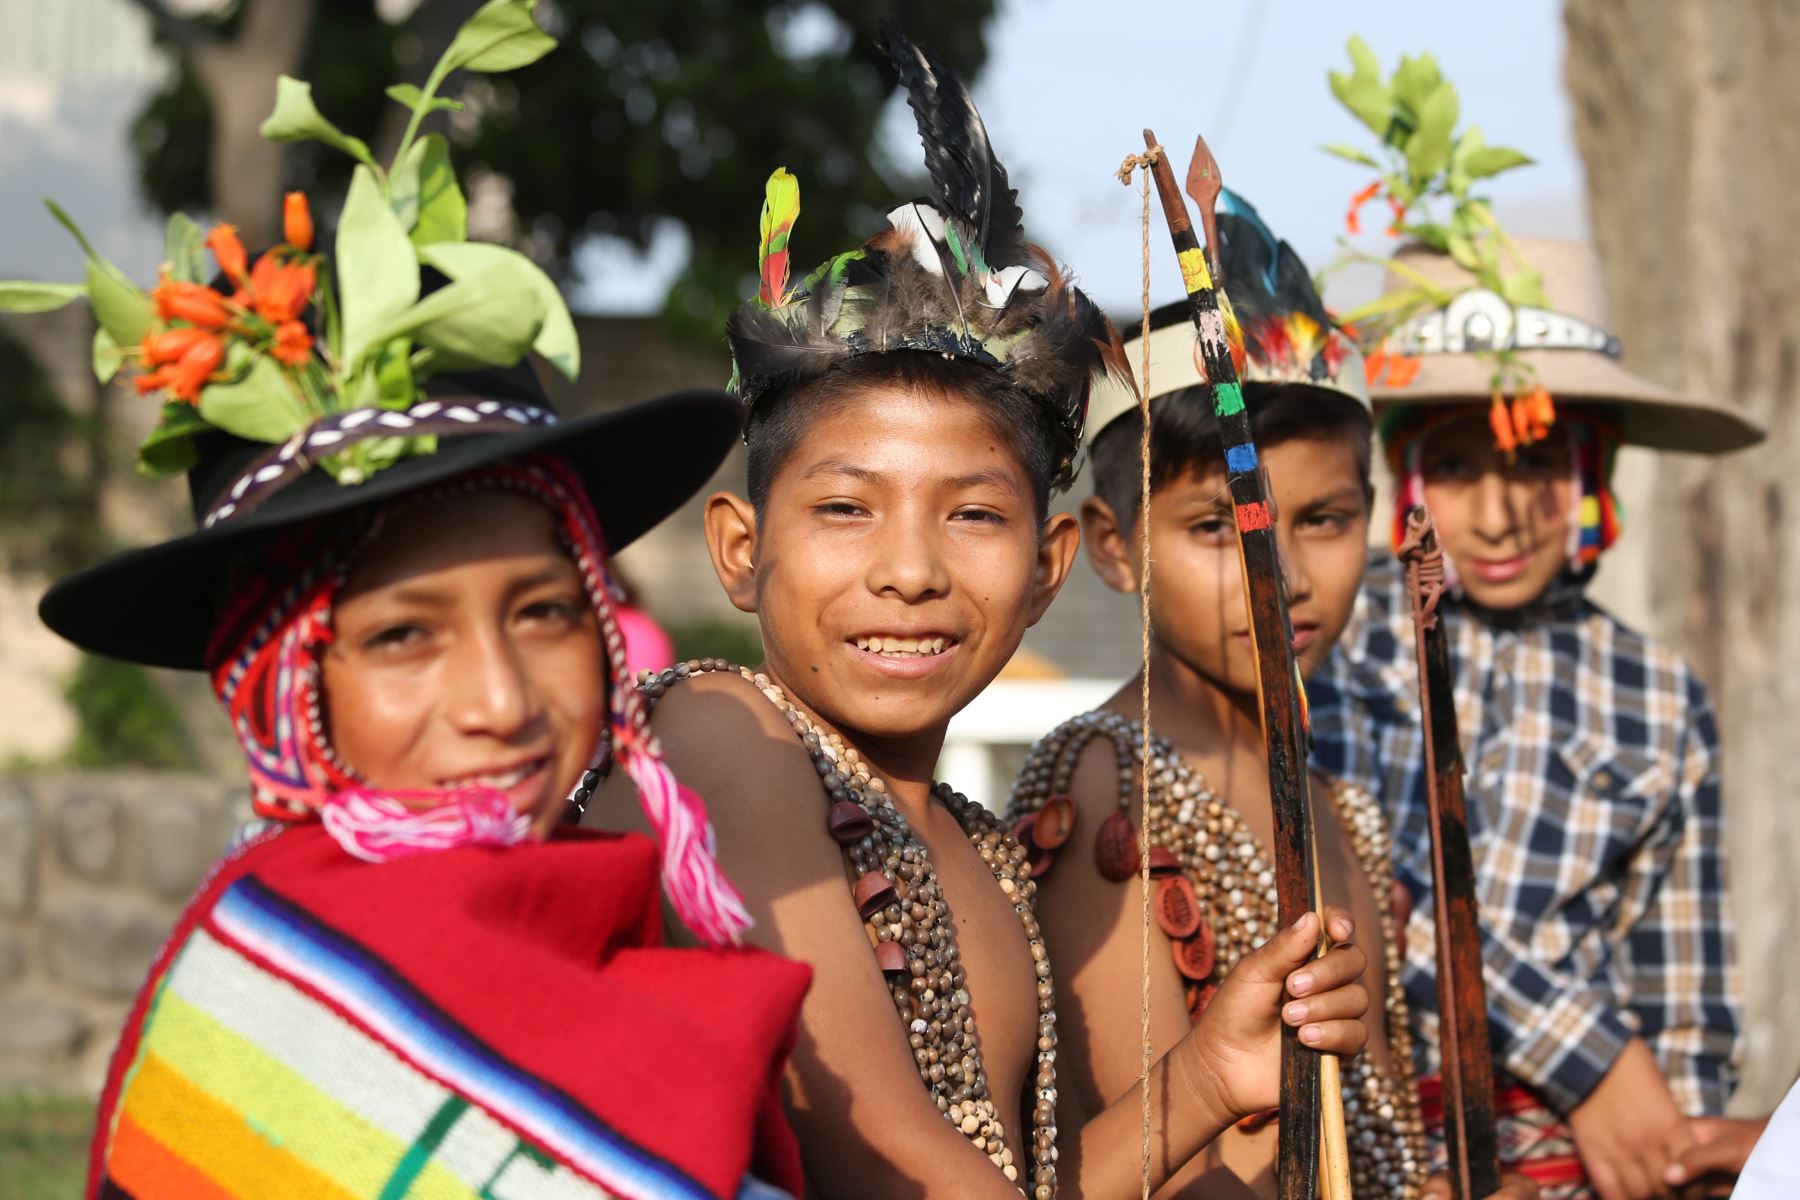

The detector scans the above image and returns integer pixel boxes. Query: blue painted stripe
[214,879,712,1200]
[1225,443,1258,474]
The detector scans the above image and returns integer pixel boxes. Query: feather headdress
[725,21,1126,490]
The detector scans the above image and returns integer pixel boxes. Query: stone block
[0,927,23,983]
[0,996,88,1059]
[42,896,170,997]
[0,780,35,914]
[55,784,122,880]
[141,790,224,900]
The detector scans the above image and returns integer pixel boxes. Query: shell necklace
[645,660,1058,1197]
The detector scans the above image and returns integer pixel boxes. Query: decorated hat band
[1387,289,1622,358]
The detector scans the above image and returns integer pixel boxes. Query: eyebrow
[798,459,1026,497]
[375,562,576,608]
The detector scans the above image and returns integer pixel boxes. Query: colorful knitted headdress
[724,21,1127,490]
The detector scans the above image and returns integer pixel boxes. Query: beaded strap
[643,660,1058,1197]
[1006,712,1426,1196]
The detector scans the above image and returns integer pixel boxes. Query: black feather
[1217,190,1331,332]
[880,20,1028,270]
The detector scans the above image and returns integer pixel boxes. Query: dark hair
[744,351,1063,519]
[1089,383,1373,531]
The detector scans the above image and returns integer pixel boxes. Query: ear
[703,491,760,615]
[1024,510,1082,627]
[1079,495,1139,594]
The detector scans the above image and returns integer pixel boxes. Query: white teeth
[854,636,950,657]
[445,760,541,790]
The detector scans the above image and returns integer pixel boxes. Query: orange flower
[1384,353,1421,387]
[283,192,314,252]
[1363,347,1389,385]
[205,224,248,286]
[1489,393,1518,454]
[247,253,316,324]
[134,331,224,403]
[272,320,313,366]
[152,273,232,329]
[1385,198,1408,237]
[1345,181,1381,235]
[138,326,214,366]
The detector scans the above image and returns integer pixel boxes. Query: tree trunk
[189,0,319,241]
[1564,0,1800,1113]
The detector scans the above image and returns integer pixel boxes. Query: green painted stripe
[1213,380,1245,417]
[380,1096,470,1200]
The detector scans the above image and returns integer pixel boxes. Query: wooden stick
[1400,507,1502,1199]
[1140,127,1323,1200]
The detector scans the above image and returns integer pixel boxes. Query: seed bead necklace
[1006,710,1425,1198]
[642,660,1058,1198]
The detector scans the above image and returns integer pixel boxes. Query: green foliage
[667,617,764,668]
[128,0,998,343]
[0,1093,93,1200]
[63,656,195,770]
[1323,35,1544,335]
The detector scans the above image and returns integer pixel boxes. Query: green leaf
[1499,269,1550,308]
[1329,69,1392,139]
[417,241,577,378]
[363,266,545,373]
[260,76,376,167]
[1446,230,1481,270]
[198,353,311,443]
[337,164,421,369]
[136,402,210,478]
[45,201,155,346]
[392,135,467,245]
[1405,82,1459,182]
[372,337,417,408]
[443,0,556,73]
[0,281,85,313]
[384,83,465,113]
[92,328,123,384]
[164,213,205,282]
[1390,53,1444,113]
[1404,222,1452,253]
[1463,146,1534,179]
[1320,142,1381,168]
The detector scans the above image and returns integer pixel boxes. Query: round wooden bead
[827,799,875,844]
[854,870,897,917]
[1033,795,1076,850]
[1094,810,1139,881]
[1155,875,1202,939]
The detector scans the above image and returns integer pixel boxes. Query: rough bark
[1565,0,1800,1112]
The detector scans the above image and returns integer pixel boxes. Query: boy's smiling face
[707,383,1078,746]
[1416,411,1574,610]
[1086,433,1370,694]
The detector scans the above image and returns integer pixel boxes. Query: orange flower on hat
[204,224,248,287]
[247,252,317,324]
[271,319,313,367]
[1383,353,1421,387]
[1363,346,1388,385]
[283,192,313,252]
[1345,181,1381,236]
[152,273,232,329]
[138,326,215,367]
[134,331,224,403]
[1489,393,1518,454]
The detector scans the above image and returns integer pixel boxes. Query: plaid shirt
[1309,552,1741,1115]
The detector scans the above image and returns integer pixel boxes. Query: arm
[598,674,1368,1199]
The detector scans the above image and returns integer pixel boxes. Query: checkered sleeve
[1621,674,1741,1114]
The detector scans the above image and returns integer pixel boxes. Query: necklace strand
[1007,711,1425,1197]
[644,660,1058,1198]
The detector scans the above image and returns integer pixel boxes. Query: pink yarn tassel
[320,789,531,863]
[619,750,751,948]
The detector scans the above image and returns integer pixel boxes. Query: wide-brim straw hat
[1376,235,1763,452]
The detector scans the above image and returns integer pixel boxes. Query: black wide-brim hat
[41,361,738,671]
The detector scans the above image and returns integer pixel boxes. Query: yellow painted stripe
[122,1051,361,1200]
[140,989,478,1200]
[1178,246,1213,293]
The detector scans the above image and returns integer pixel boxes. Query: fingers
[1420,1177,1451,1200]
[1295,1019,1365,1054]
[1286,941,1367,999]
[1321,904,1355,944]
[1283,982,1366,1027]
[1234,911,1326,986]
[1490,1174,1541,1200]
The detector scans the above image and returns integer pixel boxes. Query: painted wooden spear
[1139,128,1336,1200]
[1397,506,1502,1199]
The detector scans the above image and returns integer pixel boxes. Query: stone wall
[0,771,241,1095]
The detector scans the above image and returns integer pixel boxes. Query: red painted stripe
[1235,501,1271,532]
